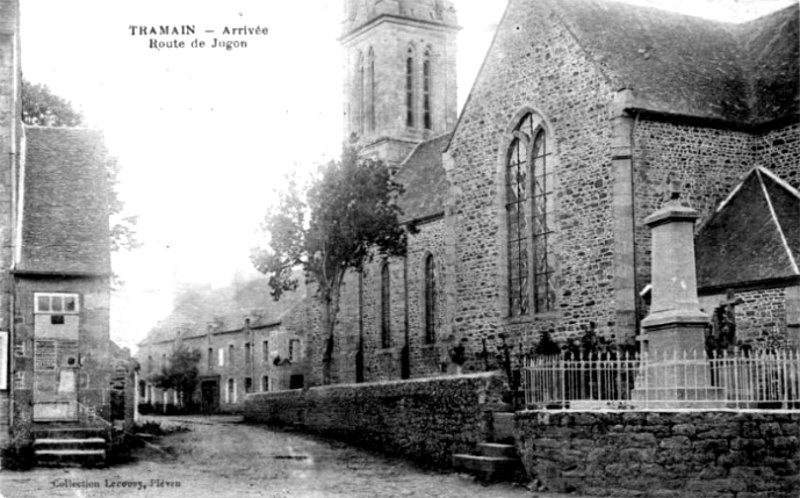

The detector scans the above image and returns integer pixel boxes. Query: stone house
[307,0,799,385]
[0,0,113,462]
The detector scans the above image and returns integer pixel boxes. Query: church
[306,0,799,386]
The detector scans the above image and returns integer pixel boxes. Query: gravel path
[1,415,585,498]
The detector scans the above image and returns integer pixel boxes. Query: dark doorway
[200,379,219,413]
[289,375,304,390]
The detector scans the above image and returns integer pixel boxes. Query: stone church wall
[316,218,447,385]
[445,0,618,368]
[632,120,799,318]
[754,123,800,190]
[631,120,755,299]
[700,285,798,345]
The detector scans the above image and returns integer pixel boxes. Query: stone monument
[632,200,725,407]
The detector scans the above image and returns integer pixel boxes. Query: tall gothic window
[531,129,555,312]
[506,114,555,316]
[381,262,391,348]
[424,254,436,344]
[406,46,415,127]
[367,47,376,132]
[358,52,365,134]
[423,48,432,130]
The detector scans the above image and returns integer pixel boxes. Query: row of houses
[136,279,307,413]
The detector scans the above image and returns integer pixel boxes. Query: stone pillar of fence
[632,200,725,407]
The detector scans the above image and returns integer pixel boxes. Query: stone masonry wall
[700,286,789,343]
[318,219,447,385]
[632,120,799,300]
[632,120,754,303]
[754,123,800,190]
[445,0,618,367]
[244,372,505,468]
[516,410,800,498]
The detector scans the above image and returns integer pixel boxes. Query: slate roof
[139,274,306,346]
[395,133,450,222]
[18,127,111,275]
[538,0,798,124]
[695,167,800,289]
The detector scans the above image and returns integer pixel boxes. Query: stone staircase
[33,425,109,467]
[452,411,525,483]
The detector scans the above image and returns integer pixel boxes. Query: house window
[262,375,269,392]
[218,348,224,367]
[207,348,213,370]
[228,344,234,366]
[381,262,391,348]
[405,46,415,127]
[147,355,153,373]
[262,340,270,363]
[289,339,301,362]
[367,47,376,132]
[245,377,253,394]
[424,254,436,344]
[34,293,79,314]
[245,342,251,364]
[227,378,236,403]
[423,48,432,130]
[505,113,555,316]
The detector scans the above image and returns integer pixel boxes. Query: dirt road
[1,415,577,498]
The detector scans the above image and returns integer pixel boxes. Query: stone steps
[32,426,108,467]
[452,411,524,483]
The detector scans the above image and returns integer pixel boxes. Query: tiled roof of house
[18,127,111,275]
[696,167,800,289]
[395,133,450,222]
[139,274,306,346]
[547,0,798,124]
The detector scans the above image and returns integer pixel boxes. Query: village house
[136,278,307,413]
[304,0,799,386]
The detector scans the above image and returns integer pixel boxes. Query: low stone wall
[244,372,505,467]
[517,410,800,498]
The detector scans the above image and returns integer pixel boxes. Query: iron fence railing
[523,349,800,410]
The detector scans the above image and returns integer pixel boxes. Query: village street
[0,416,586,498]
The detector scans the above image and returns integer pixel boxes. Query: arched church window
[506,113,555,316]
[424,254,436,343]
[406,46,415,128]
[367,47,376,132]
[423,48,432,130]
[531,129,555,313]
[381,262,391,348]
[358,51,365,134]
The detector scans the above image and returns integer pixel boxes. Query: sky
[18,0,796,351]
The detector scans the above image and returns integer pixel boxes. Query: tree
[251,148,408,384]
[150,346,202,410]
[20,79,141,256]
[21,80,85,127]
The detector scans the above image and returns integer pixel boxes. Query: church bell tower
[341,0,459,166]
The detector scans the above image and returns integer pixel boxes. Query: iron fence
[523,349,800,410]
